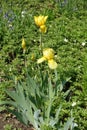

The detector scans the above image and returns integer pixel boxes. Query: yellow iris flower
[22,38,26,53]
[34,15,48,33]
[40,25,47,33]
[37,48,58,69]
[34,15,48,27]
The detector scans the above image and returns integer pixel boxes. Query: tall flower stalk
[39,32,42,51]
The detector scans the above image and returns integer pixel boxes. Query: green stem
[40,33,43,51]
[23,51,27,68]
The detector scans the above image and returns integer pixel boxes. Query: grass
[0,0,87,129]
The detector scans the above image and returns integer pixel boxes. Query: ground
[0,111,34,130]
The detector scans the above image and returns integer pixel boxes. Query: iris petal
[37,57,46,64]
[40,25,47,33]
[48,59,58,69]
[43,48,54,60]
[34,15,48,27]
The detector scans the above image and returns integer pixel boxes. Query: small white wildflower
[9,67,12,71]
[73,122,78,127]
[21,11,26,17]
[72,122,78,128]
[8,24,12,27]
[64,38,68,42]
[72,102,76,107]
[82,42,86,46]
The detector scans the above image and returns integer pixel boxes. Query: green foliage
[4,124,12,130]
[0,0,87,129]
[4,124,22,130]
[0,70,74,130]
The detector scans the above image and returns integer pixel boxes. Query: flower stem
[40,33,43,51]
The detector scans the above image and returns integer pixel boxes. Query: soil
[0,111,34,130]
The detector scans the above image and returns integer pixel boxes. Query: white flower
[64,38,68,42]
[9,67,12,71]
[72,122,78,128]
[82,42,86,46]
[21,11,26,17]
[8,24,12,28]
[73,122,78,127]
[72,102,76,107]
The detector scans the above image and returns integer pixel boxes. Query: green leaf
[49,105,62,127]
[48,78,54,99]
[7,108,28,125]
[6,90,19,102]
[64,118,74,130]
[55,105,62,122]
[0,100,17,107]
[45,101,52,124]
[26,74,40,97]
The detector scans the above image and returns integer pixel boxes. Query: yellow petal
[48,59,58,69]
[40,25,47,33]
[22,38,26,50]
[37,57,46,64]
[34,15,48,27]
[43,48,54,60]
[44,16,48,22]
[38,16,44,26]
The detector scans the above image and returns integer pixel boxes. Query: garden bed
[0,112,33,130]
[0,0,87,130]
